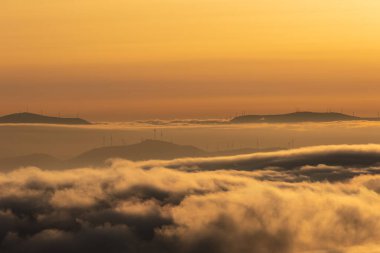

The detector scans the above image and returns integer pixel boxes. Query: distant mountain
[230,112,376,123]
[0,153,62,172]
[69,140,285,168]
[0,140,284,171]
[0,112,91,125]
[68,139,207,167]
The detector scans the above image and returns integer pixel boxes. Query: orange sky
[1,0,380,120]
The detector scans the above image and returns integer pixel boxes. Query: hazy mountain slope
[0,153,62,172]
[68,139,207,167]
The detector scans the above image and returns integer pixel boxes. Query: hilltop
[68,139,207,167]
[68,139,283,168]
[0,112,91,125]
[230,112,378,123]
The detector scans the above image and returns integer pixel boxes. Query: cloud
[111,144,380,182]
[1,148,380,253]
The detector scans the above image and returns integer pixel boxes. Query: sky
[1,0,380,120]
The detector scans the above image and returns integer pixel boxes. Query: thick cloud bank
[2,145,380,252]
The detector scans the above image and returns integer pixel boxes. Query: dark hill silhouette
[0,112,91,125]
[68,139,207,167]
[230,112,374,123]
[0,153,63,172]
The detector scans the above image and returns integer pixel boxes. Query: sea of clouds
[1,145,380,253]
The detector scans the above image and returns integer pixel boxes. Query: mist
[2,121,380,159]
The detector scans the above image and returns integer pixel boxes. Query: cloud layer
[2,145,380,252]
[123,144,380,182]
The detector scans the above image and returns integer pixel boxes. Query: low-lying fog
[1,121,380,159]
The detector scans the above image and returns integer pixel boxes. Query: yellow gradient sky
[1,0,380,120]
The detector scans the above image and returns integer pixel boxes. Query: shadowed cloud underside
[1,144,380,252]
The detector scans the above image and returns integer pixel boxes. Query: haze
[2,121,380,159]
[2,0,380,120]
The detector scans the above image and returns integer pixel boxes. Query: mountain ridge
[0,112,91,125]
[231,111,379,123]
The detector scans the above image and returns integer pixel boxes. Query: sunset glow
[2,0,380,120]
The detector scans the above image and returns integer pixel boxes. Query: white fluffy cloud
[2,144,380,252]
[0,150,380,252]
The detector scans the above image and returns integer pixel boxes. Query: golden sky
[1,0,380,120]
